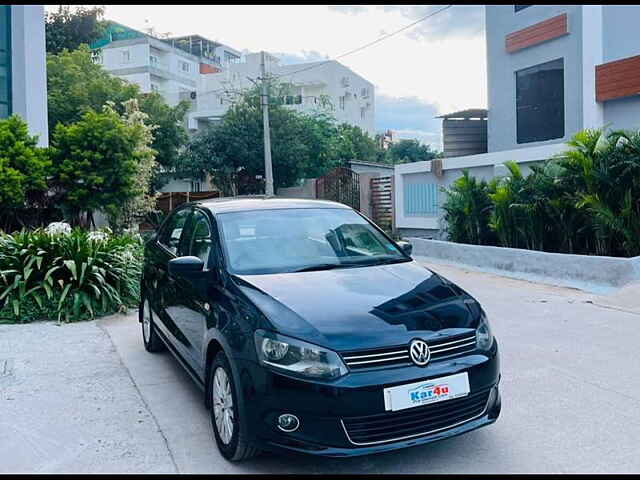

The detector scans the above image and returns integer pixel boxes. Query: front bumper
[235,341,501,457]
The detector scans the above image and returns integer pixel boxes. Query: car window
[184,210,213,265]
[158,208,191,255]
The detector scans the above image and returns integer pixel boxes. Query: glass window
[218,208,407,275]
[158,208,191,255]
[91,50,103,64]
[0,5,10,118]
[185,210,213,264]
[516,58,564,144]
[514,5,532,12]
[121,50,130,64]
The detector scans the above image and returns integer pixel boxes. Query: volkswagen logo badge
[409,339,430,366]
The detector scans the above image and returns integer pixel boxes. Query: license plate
[383,372,470,411]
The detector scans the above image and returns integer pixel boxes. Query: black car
[140,197,501,461]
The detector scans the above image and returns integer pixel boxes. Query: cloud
[380,5,484,40]
[327,6,369,15]
[327,5,484,41]
[375,94,443,150]
[273,50,329,65]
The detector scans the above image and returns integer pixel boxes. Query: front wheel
[209,351,259,461]
[140,298,165,353]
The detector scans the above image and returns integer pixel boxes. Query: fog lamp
[277,413,300,432]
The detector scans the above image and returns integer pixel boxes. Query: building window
[121,50,130,64]
[0,5,11,118]
[360,107,366,119]
[150,54,159,66]
[514,5,532,12]
[339,96,345,110]
[404,183,439,217]
[190,180,201,192]
[91,50,103,65]
[516,58,564,144]
[179,60,190,73]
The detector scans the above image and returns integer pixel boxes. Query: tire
[140,297,165,353]
[208,351,260,461]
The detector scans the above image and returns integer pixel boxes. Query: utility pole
[260,51,274,196]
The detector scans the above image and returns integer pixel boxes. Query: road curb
[409,237,640,293]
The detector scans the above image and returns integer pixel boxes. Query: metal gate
[370,176,393,233]
[315,167,360,211]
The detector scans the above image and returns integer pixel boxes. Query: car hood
[233,260,480,352]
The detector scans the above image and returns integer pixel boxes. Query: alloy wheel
[212,367,235,445]
[142,299,152,343]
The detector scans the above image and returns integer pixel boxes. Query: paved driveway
[2,261,639,473]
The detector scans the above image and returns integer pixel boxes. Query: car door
[169,207,216,375]
[151,205,194,364]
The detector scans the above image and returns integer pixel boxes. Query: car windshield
[218,207,409,275]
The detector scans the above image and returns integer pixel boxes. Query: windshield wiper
[355,257,410,267]
[291,263,353,273]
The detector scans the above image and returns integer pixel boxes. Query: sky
[46,5,488,150]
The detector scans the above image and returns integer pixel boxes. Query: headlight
[254,330,348,380]
[476,313,494,350]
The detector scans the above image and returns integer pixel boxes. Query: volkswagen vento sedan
[140,197,501,461]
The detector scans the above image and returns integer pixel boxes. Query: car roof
[192,195,352,214]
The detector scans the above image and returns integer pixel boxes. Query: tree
[387,138,440,164]
[47,46,189,191]
[331,123,380,164]
[45,5,106,55]
[181,82,339,195]
[47,45,139,131]
[0,116,51,229]
[137,93,191,190]
[50,101,157,230]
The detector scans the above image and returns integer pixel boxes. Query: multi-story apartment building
[1,5,48,145]
[91,22,241,106]
[186,52,376,135]
[395,5,640,237]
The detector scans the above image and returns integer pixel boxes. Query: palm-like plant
[441,170,495,245]
[0,228,143,323]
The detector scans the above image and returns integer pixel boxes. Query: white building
[394,5,640,238]
[187,52,375,135]
[91,22,241,107]
[1,5,48,146]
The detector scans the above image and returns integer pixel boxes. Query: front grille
[341,388,491,445]
[341,332,477,370]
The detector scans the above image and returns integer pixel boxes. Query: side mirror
[397,240,413,256]
[168,256,205,277]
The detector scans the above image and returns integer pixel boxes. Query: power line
[273,4,453,80]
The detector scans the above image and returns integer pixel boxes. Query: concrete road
[2,261,640,473]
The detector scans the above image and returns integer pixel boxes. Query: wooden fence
[139,190,221,231]
[370,176,393,233]
[315,167,361,211]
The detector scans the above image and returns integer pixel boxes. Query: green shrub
[0,115,51,230]
[441,127,640,257]
[441,170,496,245]
[0,226,143,323]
